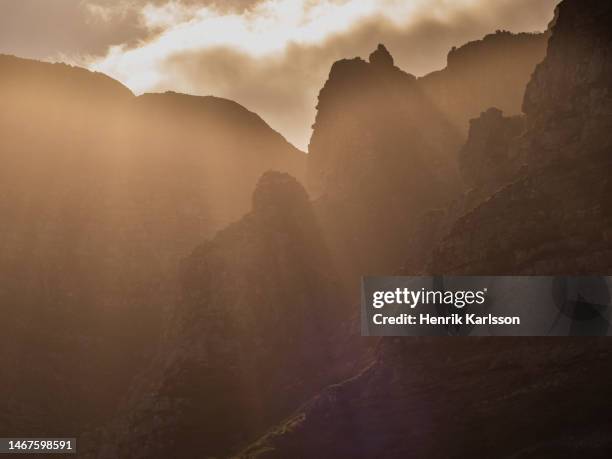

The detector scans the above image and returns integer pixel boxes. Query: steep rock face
[420,31,548,134]
[0,56,305,436]
[444,107,528,219]
[308,45,462,275]
[92,173,365,459]
[431,0,612,275]
[238,2,612,457]
[431,159,612,275]
[459,107,525,191]
[522,0,612,168]
[308,44,458,196]
[308,32,548,278]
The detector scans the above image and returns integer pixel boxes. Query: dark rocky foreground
[238,338,612,459]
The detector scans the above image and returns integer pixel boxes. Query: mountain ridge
[0,52,306,439]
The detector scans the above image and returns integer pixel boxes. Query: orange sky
[0,0,558,148]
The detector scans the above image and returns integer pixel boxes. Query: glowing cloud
[90,0,482,94]
[87,0,557,148]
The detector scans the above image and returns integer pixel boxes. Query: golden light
[89,0,481,95]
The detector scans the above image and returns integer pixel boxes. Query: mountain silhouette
[419,30,548,134]
[237,1,612,457]
[0,54,305,437]
[2,0,612,457]
[88,172,367,458]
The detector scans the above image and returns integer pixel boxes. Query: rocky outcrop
[308,44,463,276]
[369,44,395,68]
[308,31,549,278]
[89,172,367,459]
[420,31,548,134]
[459,107,525,191]
[431,0,612,275]
[308,44,459,198]
[521,0,612,169]
[444,107,528,218]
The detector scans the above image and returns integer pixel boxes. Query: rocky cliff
[431,0,612,275]
[308,44,462,277]
[522,0,612,169]
[308,31,549,278]
[237,1,612,457]
[436,107,528,227]
[458,107,525,192]
[308,44,460,197]
[420,30,548,134]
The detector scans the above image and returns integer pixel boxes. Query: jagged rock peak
[252,171,309,214]
[480,107,504,119]
[369,44,394,68]
[459,107,525,190]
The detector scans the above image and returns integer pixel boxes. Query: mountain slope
[431,0,612,275]
[238,1,612,457]
[87,172,367,459]
[0,55,305,437]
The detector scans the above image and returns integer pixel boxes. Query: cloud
[0,0,264,61]
[89,0,557,149]
[0,0,143,60]
[0,0,558,148]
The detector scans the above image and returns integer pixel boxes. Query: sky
[0,0,558,149]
